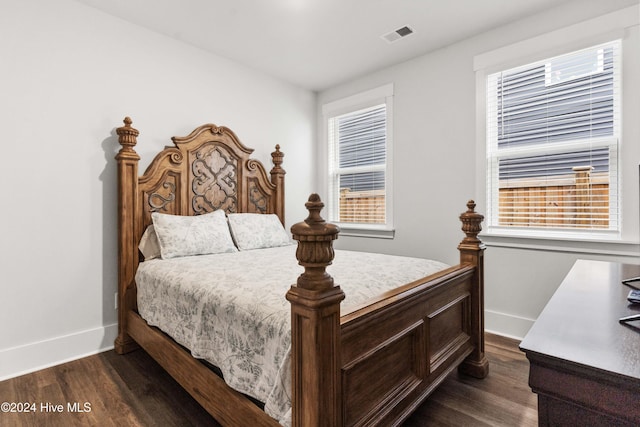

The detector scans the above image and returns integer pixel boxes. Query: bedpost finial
[290,194,340,290]
[304,193,326,225]
[459,199,484,246]
[295,193,339,236]
[116,116,139,155]
[466,200,476,212]
[271,144,284,169]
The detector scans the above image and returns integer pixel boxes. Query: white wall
[318,0,640,339]
[0,0,315,380]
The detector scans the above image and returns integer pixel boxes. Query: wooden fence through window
[339,188,385,224]
[338,168,609,229]
[498,167,609,229]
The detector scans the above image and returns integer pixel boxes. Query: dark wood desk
[520,260,640,426]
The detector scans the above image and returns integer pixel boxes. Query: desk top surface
[520,259,640,381]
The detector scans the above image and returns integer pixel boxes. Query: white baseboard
[485,309,535,341]
[0,313,531,381]
[0,323,118,381]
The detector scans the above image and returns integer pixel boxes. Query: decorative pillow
[151,210,237,259]
[227,213,291,251]
[138,224,162,260]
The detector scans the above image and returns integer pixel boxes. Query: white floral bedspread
[135,244,448,425]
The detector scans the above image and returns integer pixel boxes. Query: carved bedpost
[457,200,489,378]
[114,117,141,355]
[270,145,286,225]
[286,194,345,427]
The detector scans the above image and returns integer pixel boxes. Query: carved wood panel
[141,171,181,231]
[191,143,238,215]
[342,321,425,426]
[248,178,268,214]
[427,294,471,373]
[147,181,176,213]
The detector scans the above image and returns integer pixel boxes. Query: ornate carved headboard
[114,117,285,351]
[117,117,285,236]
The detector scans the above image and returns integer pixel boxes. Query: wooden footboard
[287,196,488,427]
[340,266,476,426]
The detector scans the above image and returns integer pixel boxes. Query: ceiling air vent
[381,26,414,43]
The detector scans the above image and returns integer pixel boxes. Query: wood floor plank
[0,333,536,426]
[403,335,537,427]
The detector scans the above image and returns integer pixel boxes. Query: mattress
[135,244,448,425]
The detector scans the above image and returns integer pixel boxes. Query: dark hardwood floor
[403,334,537,426]
[0,333,536,426]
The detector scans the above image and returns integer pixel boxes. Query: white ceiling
[75,0,576,91]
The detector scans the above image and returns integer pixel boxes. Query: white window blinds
[328,104,387,225]
[486,40,621,232]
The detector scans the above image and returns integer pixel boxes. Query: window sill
[335,224,395,239]
[481,230,640,257]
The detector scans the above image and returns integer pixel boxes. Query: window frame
[473,7,640,249]
[485,40,621,238]
[321,84,394,238]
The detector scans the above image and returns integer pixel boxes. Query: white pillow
[227,213,291,251]
[151,210,237,259]
[139,224,162,260]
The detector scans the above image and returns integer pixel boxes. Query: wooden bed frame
[114,117,489,426]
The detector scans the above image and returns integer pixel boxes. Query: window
[323,84,393,236]
[486,40,621,236]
